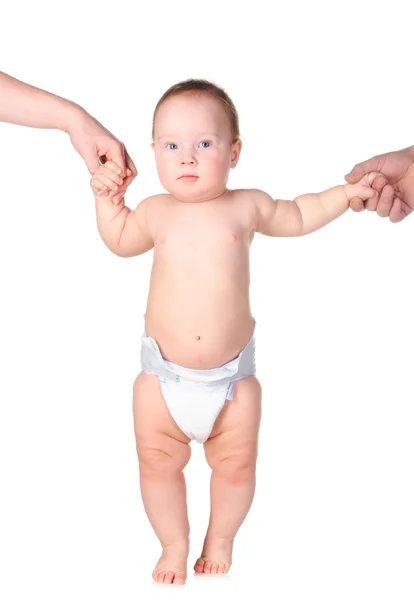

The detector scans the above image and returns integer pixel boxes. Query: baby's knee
[209,443,258,483]
[138,442,191,477]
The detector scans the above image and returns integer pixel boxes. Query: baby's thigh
[132,372,191,470]
[204,376,262,467]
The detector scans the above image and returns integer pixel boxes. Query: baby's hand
[90,160,132,206]
[344,171,381,204]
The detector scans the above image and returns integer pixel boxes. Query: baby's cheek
[157,156,174,174]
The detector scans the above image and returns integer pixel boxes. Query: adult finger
[376,184,394,218]
[125,151,138,178]
[349,197,365,212]
[82,145,102,175]
[344,155,383,184]
[371,174,388,193]
[388,197,406,223]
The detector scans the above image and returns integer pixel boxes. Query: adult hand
[67,110,137,204]
[344,146,414,223]
[0,72,137,204]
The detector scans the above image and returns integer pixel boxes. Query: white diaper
[140,323,256,444]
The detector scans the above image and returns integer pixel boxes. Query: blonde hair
[152,78,240,143]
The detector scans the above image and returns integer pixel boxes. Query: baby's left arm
[255,173,380,237]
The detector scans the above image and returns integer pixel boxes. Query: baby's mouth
[179,175,198,180]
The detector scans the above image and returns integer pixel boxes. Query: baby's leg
[195,375,262,574]
[133,372,192,585]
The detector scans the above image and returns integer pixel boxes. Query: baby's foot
[194,538,233,574]
[152,540,189,585]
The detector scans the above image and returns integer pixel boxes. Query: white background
[0,1,413,598]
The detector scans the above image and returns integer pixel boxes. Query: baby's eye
[200,141,211,148]
[167,143,178,150]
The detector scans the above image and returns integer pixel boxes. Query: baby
[90,79,380,585]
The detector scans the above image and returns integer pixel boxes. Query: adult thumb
[81,146,101,175]
[345,156,380,184]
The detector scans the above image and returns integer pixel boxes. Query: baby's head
[151,79,242,203]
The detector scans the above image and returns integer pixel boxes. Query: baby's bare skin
[91,89,379,585]
[129,187,262,585]
[144,188,256,369]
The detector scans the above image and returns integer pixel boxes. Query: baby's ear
[231,139,242,168]
[151,142,155,151]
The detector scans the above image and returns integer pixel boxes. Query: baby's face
[152,93,241,203]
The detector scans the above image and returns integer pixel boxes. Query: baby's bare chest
[158,219,250,257]
[148,196,256,267]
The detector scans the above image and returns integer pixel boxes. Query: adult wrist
[60,100,89,136]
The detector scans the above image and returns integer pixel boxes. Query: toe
[211,562,219,574]
[195,556,231,575]
[194,558,205,572]
[204,560,213,574]
[164,571,174,584]
[173,572,186,585]
[157,571,166,583]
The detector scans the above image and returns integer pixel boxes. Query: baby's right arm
[91,160,154,257]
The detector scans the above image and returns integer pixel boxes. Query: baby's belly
[144,271,255,369]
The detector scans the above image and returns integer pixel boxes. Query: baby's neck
[173,187,229,204]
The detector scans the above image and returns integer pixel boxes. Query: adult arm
[0,71,137,202]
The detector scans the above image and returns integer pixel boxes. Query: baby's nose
[180,153,197,165]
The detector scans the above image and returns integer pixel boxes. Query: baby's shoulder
[231,187,273,211]
[139,193,170,215]
[142,192,170,206]
[228,188,272,232]
[138,193,172,235]
[232,188,271,199]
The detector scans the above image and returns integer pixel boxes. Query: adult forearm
[294,186,349,234]
[0,71,84,131]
